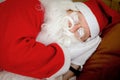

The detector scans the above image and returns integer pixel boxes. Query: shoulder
[0,0,44,20]
[1,0,44,11]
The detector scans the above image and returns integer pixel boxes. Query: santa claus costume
[0,0,120,80]
[38,0,120,79]
[0,0,70,80]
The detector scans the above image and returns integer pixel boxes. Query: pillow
[77,23,120,80]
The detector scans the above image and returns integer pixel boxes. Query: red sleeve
[0,0,65,78]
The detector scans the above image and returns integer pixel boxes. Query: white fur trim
[75,2,100,39]
[0,71,39,80]
[71,36,101,66]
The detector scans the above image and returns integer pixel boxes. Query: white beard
[0,1,77,80]
[0,71,44,80]
[36,1,80,80]
[36,0,79,47]
[0,0,101,80]
[36,1,101,80]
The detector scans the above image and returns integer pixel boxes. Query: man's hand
[62,70,75,80]
[62,64,80,80]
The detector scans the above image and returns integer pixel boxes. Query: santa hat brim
[75,2,100,39]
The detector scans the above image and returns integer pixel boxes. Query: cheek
[74,31,80,39]
[75,31,79,37]
[82,29,90,41]
[84,27,90,38]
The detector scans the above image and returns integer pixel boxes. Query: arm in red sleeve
[0,0,70,79]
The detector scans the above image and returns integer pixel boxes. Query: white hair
[36,0,79,47]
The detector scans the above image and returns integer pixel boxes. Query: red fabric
[84,0,120,32]
[0,0,64,79]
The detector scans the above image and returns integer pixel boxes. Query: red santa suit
[0,0,120,80]
[38,0,101,67]
[0,0,70,80]
[37,0,120,79]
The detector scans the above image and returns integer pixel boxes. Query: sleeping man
[0,0,112,80]
[36,0,104,79]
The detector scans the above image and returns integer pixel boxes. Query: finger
[63,70,75,80]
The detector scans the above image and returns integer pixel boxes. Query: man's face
[67,10,90,42]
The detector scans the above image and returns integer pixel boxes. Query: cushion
[77,23,120,80]
[74,0,120,80]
